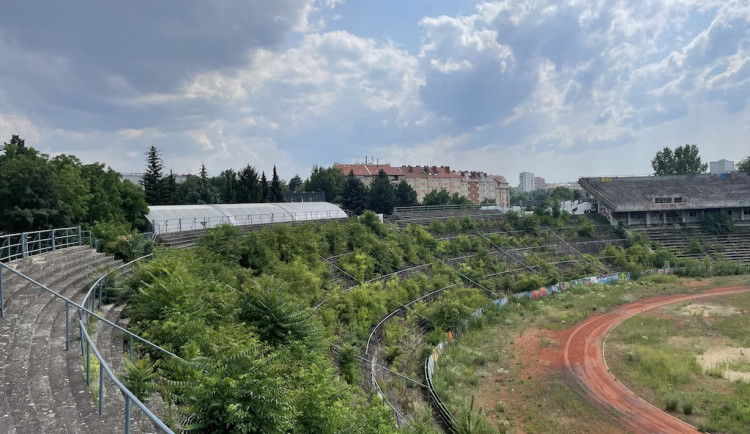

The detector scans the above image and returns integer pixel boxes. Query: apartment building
[335,163,510,207]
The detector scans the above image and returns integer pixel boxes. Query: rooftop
[579,173,750,212]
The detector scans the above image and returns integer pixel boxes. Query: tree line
[0,135,148,233]
[141,146,472,214]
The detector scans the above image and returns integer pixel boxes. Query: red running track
[560,286,750,434]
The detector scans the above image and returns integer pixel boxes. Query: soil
[696,346,750,382]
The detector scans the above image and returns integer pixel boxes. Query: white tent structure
[146,202,348,235]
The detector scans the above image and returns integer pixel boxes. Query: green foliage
[91,220,153,261]
[737,155,750,172]
[701,210,735,234]
[169,347,293,433]
[238,279,316,346]
[577,220,595,237]
[395,180,418,207]
[123,355,157,402]
[143,146,165,205]
[304,165,345,202]
[0,136,148,232]
[651,144,707,175]
[340,170,369,215]
[367,170,396,214]
[269,166,284,202]
[197,224,244,264]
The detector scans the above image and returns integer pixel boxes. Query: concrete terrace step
[0,247,145,434]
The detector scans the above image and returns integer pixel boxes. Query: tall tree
[260,171,269,202]
[237,165,262,203]
[340,170,369,215]
[304,165,345,202]
[422,188,452,206]
[269,166,284,202]
[217,169,238,203]
[651,144,707,175]
[394,180,418,207]
[161,170,180,205]
[288,174,303,193]
[142,146,164,205]
[367,170,396,214]
[737,155,750,172]
[197,163,218,204]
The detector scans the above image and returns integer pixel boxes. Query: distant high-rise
[519,172,535,192]
[710,159,734,174]
[534,176,547,190]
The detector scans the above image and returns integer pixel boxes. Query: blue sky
[1,0,748,185]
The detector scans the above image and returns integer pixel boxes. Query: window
[654,197,671,204]
[689,211,697,217]
[673,197,683,203]
[744,209,750,215]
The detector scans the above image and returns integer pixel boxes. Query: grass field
[605,287,750,433]
[431,274,750,433]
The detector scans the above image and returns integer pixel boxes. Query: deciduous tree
[651,144,707,175]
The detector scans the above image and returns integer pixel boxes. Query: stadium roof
[579,173,750,213]
[146,202,348,234]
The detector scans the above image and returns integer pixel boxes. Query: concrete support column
[681,210,686,224]
[627,212,631,226]
[646,212,650,226]
[662,212,666,224]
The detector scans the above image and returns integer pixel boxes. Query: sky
[1,0,749,185]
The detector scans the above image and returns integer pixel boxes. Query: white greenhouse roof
[146,202,347,234]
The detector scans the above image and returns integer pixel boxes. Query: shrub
[683,399,694,415]
[664,395,679,412]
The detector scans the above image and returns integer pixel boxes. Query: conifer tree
[260,171,269,202]
[340,170,369,215]
[270,165,284,202]
[368,170,396,214]
[142,146,164,205]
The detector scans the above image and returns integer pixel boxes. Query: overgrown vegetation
[106,209,747,433]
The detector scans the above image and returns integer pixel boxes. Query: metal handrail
[0,261,178,433]
[79,254,180,360]
[1,226,93,263]
[79,320,173,433]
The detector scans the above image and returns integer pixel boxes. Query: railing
[0,226,93,263]
[393,204,482,215]
[151,210,346,235]
[0,256,178,433]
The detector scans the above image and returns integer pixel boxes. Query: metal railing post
[99,363,104,414]
[65,301,69,350]
[79,309,85,356]
[86,340,91,385]
[125,395,131,434]
[21,233,27,259]
[98,279,103,309]
[51,229,56,251]
[78,226,82,246]
[0,266,3,318]
[129,335,133,359]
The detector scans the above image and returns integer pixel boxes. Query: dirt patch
[675,303,740,317]
[697,346,750,382]
[513,328,564,377]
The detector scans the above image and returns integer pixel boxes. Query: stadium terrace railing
[151,210,345,235]
[393,204,482,214]
[0,254,178,433]
[0,226,93,263]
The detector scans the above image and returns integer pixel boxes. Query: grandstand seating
[0,246,146,433]
[636,224,750,263]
